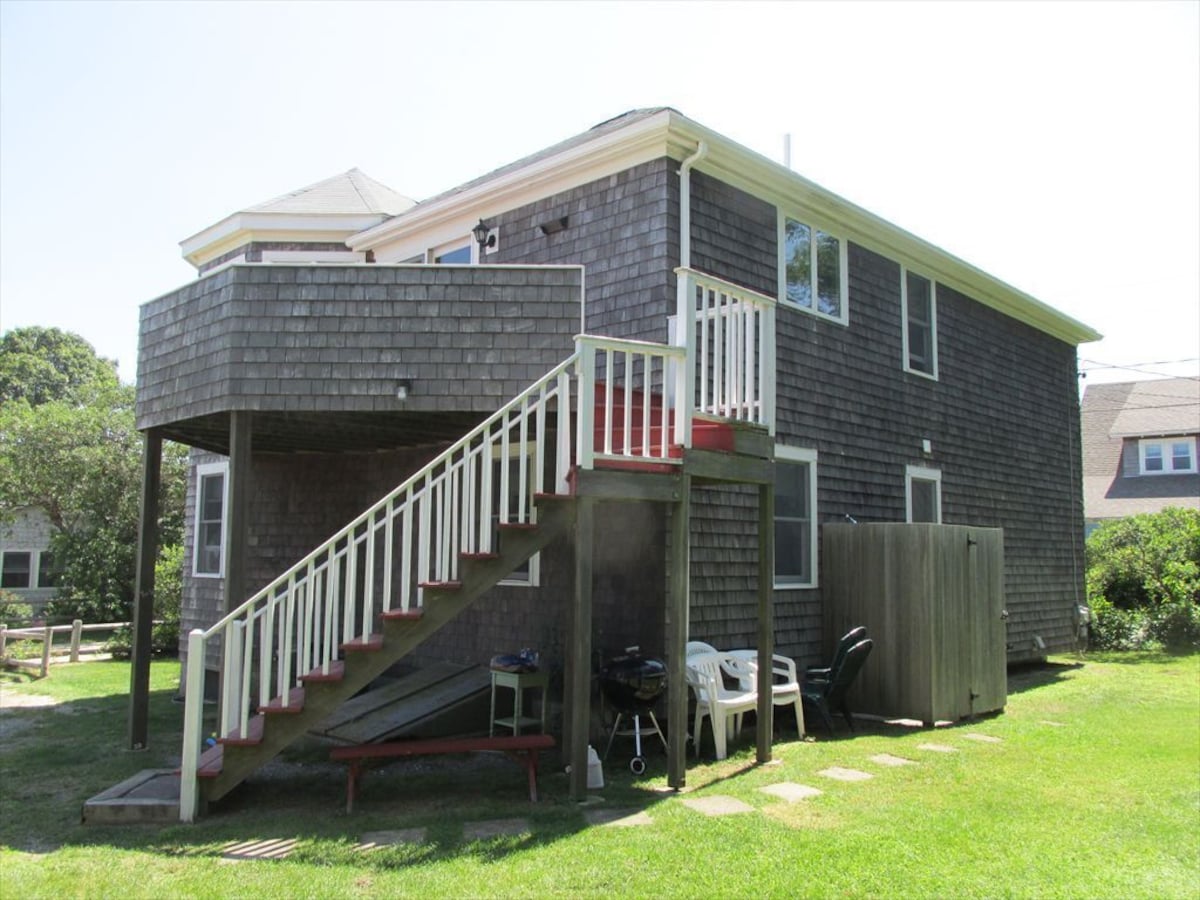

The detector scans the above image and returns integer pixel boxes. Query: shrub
[1149,601,1200,653]
[0,590,33,626]
[103,544,183,660]
[1089,596,1153,651]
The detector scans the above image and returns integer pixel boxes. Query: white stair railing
[676,267,777,436]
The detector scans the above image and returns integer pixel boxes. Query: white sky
[1,0,1197,389]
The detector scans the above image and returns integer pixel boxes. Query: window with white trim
[906,465,942,523]
[902,268,938,379]
[780,215,848,323]
[775,445,818,588]
[1,551,32,589]
[493,446,540,587]
[37,551,57,588]
[193,462,229,577]
[1138,437,1197,475]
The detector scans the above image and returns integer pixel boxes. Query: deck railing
[179,268,776,821]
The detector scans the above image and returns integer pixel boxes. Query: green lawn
[1,653,1197,898]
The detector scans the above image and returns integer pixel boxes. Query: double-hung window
[193,462,229,577]
[774,445,818,588]
[902,268,938,379]
[1,551,32,589]
[906,465,942,523]
[1138,438,1197,475]
[781,215,848,324]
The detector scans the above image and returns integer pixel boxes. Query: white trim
[192,462,229,578]
[181,212,393,267]
[778,213,850,326]
[430,236,475,265]
[1138,437,1197,475]
[901,268,939,380]
[774,444,818,590]
[259,250,366,264]
[905,465,942,523]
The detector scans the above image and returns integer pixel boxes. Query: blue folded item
[490,648,539,673]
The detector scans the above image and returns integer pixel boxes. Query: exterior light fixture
[472,219,496,254]
[396,379,412,401]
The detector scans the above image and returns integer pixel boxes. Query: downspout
[678,140,708,270]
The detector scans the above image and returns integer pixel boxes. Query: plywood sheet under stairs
[309,662,491,745]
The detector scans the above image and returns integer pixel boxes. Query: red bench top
[330,733,555,762]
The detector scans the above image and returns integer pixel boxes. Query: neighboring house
[1081,378,1200,533]
[131,108,1100,815]
[0,507,58,616]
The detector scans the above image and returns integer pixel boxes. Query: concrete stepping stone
[219,838,298,861]
[584,808,654,827]
[1040,720,1068,727]
[759,782,823,802]
[817,766,873,782]
[681,795,755,816]
[357,828,427,850]
[917,743,958,753]
[962,733,1003,744]
[463,818,531,840]
[870,753,917,767]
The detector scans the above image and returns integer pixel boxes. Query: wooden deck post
[567,496,595,801]
[667,474,691,790]
[129,427,162,750]
[756,480,775,763]
[225,411,253,617]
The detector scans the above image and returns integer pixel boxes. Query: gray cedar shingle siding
[680,174,1085,664]
[137,265,583,429]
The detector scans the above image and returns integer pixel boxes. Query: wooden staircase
[195,493,576,805]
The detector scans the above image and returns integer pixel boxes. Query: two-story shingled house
[129,108,1100,819]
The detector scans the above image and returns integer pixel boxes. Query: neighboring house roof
[1082,378,1200,521]
[348,107,1100,346]
[180,169,417,268]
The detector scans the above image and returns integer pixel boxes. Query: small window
[193,463,228,577]
[906,465,942,523]
[36,551,57,588]
[1139,438,1197,475]
[434,244,472,264]
[902,269,938,379]
[775,445,818,589]
[1,551,32,589]
[493,447,539,587]
[781,215,848,323]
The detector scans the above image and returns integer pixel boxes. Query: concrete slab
[870,753,917,767]
[681,795,755,816]
[917,743,958,753]
[463,818,531,840]
[584,808,654,827]
[759,782,823,802]
[962,733,1003,744]
[358,828,428,850]
[817,766,873,782]
[82,769,180,825]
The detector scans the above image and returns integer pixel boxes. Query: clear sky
[1,0,1197,389]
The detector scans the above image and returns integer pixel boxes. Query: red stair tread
[260,687,305,714]
[220,714,265,746]
[196,743,224,778]
[381,607,424,622]
[301,660,344,683]
[341,634,384,652]
[419,580,463,590]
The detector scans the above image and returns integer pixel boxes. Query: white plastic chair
[684,652,758,760]
[727,649,806,738]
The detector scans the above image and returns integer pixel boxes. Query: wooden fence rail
[0,620,136,678]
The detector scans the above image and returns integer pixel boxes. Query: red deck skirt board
[329,734,557,812]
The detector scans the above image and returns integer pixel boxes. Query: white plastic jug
[586,744,604,789]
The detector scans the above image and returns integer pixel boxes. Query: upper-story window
[902,268,938,379]
[193,462,229,577]
[1138,438,1197,475]
[780,215,848,324]
[434,244,472,264]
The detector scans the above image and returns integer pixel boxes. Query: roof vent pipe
[678,140,708,270]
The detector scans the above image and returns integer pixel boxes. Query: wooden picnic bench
[329,733,556,812]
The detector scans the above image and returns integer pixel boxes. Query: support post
[567,496,595,801]
[667,474,691,790]
[69,619,82,663]
[129,427,162,750]
[756,481,775,763]
[225,411,253,617]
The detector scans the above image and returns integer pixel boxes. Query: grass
[1,653,1197,898]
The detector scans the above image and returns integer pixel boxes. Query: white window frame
[493,444,540,588]
[1139,437,1198,475]
[430,237,476,265]
[193,462,229,578]
[906,465,942,523]
[1,550,34,590]
[774,444,819,590]
[901,267,939,380]
[778,212,850,325]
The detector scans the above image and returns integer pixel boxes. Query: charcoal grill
[599,648,668,775]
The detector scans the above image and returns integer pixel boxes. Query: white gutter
[678,140,708,270]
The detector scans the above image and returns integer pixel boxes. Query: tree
[0,327,186,623]
[0,326,120,405]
